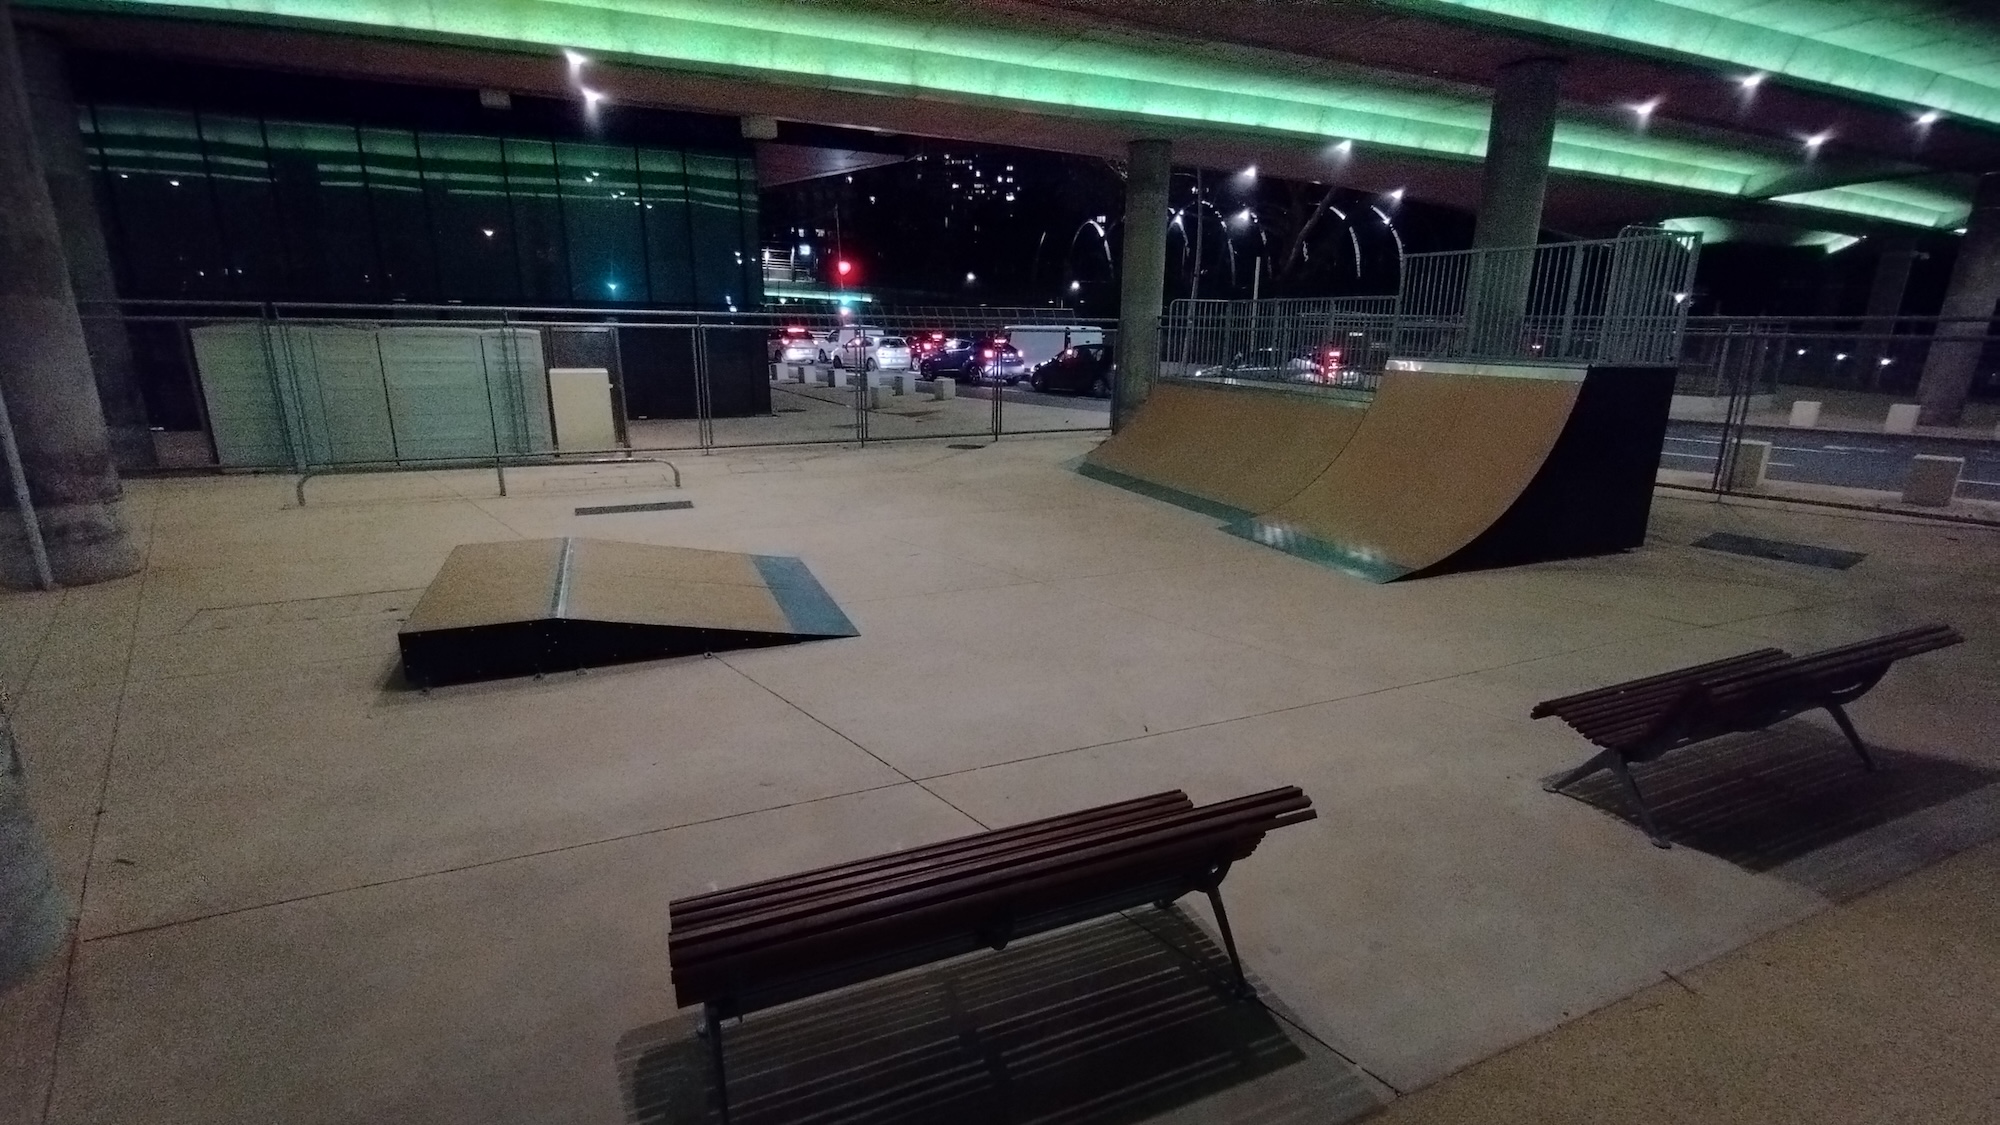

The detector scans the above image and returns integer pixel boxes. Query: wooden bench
[1533,623,1962,847]
[667,787,1315,1120]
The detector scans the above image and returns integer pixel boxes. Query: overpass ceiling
[23,0,2000,234]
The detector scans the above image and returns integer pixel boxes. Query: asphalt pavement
[1663,421,2000,502]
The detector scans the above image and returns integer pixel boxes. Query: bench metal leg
[1824,703,1878,772]
[1204,886,1252,998]
[1607,758,1670,849]
[702,1004,730,1124]
[1543,749,1616,795]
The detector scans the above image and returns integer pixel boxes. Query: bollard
[1884,403,1921,435]
[1787,400,1821,428]
[934,376,956,400]
[789,364,807,383]
[1902,454,1963,507]
[768,363,780,382]
[1726,439,1772,490]
[826,368,844,388]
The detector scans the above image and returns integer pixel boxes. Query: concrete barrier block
[1902,454,1962,507]
[894,373,915,395]
[768,363,780,382]
[1726,439,1771,490]
[934,376,956,400]
[1787,400,1821,428]
[789,364,807,382]
[1884,403,1921,434]
[862,386,884,410]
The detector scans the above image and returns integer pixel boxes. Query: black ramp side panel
[1417,364,1675,577]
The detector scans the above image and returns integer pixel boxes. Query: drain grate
[575,500,694,516]
[946,443,987,450]
[1693,531,1865,569]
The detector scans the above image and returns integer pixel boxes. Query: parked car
[821,324,882,364]
[775,325,819,366]
[1192,347,1314,382]
[919,336,983,378]
[828,333,912,372]
[1029,343,1114,396]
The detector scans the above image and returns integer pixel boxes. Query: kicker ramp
[398,538,856,685]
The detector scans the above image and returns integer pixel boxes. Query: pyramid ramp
[398,538,856,685]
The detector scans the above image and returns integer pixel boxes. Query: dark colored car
[1029,343,1114,397]
[920,336,1028,383]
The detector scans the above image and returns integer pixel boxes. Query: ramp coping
[550,536,577,618]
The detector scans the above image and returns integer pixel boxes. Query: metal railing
[1395,227,1700,366]
[1160,296,1396,393]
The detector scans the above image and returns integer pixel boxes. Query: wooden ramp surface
[399,538,855,684]
[1234,368,1580,579]
[1085,363,1673,581]
[1081,380,1367,518]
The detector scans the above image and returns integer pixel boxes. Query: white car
[775,327,819,365]
[831,332,909,371]
[822,325,883,365]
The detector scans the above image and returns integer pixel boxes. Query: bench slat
[671,790,1309,958]
[670,792,1193,927]
[1529,648,1789,718]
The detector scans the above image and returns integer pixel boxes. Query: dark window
[419,132,520,306]
[263,120,381,301]
[556,142,646,305]
[357,127,438,302]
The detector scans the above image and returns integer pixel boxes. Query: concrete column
[1114,138,1170,431]
[1467,57,1563,356]
[21,28,151,469]
[1917,172,2000,425]
[1861,235,1918,388]
[1472,58,1564,252]
[0,1,140,587]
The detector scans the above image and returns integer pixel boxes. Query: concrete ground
[2,434,1996,1124]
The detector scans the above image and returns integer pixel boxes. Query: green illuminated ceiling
[44,0,1977,228]
[1401,1,2000,127]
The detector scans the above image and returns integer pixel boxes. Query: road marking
[1823,444,1890,453]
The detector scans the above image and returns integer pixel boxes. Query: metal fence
[1394,226,1700,366]
[1160,296,1396,392]
[82,301,1116,493]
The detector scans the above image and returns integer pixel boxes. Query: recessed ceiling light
[1916,109,1942,126]
[1803,130,1833,150]
[1739,73,1765,90]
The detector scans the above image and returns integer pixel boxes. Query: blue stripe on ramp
[752,555,859,637]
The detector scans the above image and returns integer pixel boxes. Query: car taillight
[983,349,994,358]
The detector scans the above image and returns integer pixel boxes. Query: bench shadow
[1548,720,2000,887]
[616,908,1382,1125]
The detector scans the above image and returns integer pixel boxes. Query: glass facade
[81,104,761,309]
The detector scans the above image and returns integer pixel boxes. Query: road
[1663,422,2000,502]
[952,383,1112,411]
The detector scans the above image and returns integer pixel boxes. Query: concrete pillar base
[1,501,141,589]
[1,731,71,994]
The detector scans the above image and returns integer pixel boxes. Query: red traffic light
[835,259,853,277]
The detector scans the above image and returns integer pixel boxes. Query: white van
[1002,325,1105,370]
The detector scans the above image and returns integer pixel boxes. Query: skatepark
[5,432,1999,1123]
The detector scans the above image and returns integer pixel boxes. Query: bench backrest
[669,787,1314,1010]
[1534,624,1961,751]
